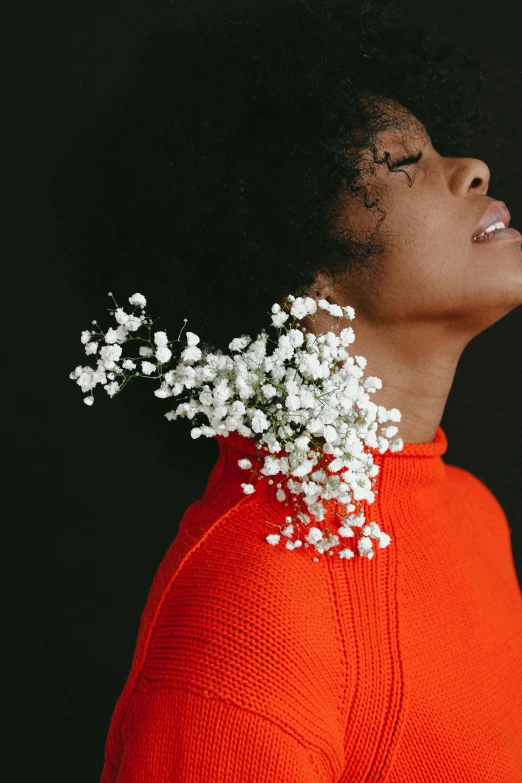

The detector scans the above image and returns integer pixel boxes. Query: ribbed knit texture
[100,426,522,782]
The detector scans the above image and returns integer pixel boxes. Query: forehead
[373,100,431,148]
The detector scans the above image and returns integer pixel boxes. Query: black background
[4,1,521,780]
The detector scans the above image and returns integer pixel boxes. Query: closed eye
[391,152,423,169]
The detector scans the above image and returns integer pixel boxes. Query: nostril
[471,177,482,188]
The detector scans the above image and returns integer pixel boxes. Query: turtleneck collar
[370,425,447,459]
[368,425,448,490]
[214,425,448,494]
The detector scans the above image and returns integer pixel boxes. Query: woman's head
[308,98,521,341]
[55,0,519,353]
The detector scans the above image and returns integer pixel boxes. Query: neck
[308,315,468,445]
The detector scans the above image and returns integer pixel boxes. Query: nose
[447,157,490,197]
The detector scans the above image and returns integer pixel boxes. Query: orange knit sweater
[100,426,522,782]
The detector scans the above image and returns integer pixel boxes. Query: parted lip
[472,201,511,239]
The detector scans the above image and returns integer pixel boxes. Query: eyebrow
[379,114,431,144]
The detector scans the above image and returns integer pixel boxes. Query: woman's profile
[74,1,522,780]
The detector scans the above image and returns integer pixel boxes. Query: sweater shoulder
[133,494,348,760]
[445,462,511,536]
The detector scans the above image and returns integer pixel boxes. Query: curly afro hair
[53,0,492,353]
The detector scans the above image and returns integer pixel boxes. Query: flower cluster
[70,292,403,562]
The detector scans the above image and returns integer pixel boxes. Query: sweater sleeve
[108,687,335,783]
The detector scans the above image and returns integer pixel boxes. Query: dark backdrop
[3,2,521,780]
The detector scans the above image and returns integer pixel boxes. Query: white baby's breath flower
[154,331,169,347]
[272,311,289,328]
[186,332,200,346]
[104,325,123,345]
[154,382,173,398]
[379,532,392,548]
[340,327,355,346]
[305,527,323,545]
[251,409,269,433]
[389,437,403,453]
[260,456,281,476]
[114,308,130,325]
[327,457,344,473]
[104,381,120,397]
[323,424,338,443]
[100,345,122,369]
[290,297,309,320]
[229,336,251,351]
[364,376,383,393]
[292,459,315,477]
[125,316,142,332]
[261,383,277,400]
[71,291,401,561]
[357,536,374,558]
[181,345,202,364]
[129,293,147,307]
[170,381,183,396]
[155,345,172,364]
[288,329,304,348]
[76,370,94,393]
[294,435,310,451]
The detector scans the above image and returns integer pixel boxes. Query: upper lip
[472,201,511,239]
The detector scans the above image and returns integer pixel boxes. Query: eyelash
[391,152,423,168]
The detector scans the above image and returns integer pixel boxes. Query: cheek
[389,194,449,253]
[377,204,469,309]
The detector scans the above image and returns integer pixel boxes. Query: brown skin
[296,104,522,444]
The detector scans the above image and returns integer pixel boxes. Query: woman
[94,1,522,780]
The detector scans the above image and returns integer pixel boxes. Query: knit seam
[336,461,406,782]
[325,536,352,731]
[127,683,341,780]
[373,493,406,782]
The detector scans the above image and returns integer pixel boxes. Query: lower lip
[473,227,522,243]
